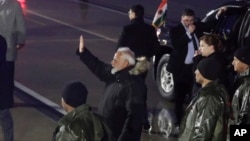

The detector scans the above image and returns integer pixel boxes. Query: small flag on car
[152,0,168,28]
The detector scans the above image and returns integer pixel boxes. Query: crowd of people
[168,7,250,141]
[1,1,250,141]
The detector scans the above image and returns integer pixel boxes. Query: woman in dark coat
[192,34,228,95]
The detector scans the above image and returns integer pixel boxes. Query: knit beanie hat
[0,35,7,63]
[62,81,88,108]
[234,47,250,65]
[197,58,222,80]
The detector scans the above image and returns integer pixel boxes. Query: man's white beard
[111,67,119,74]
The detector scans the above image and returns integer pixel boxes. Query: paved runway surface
[0,0,230,140]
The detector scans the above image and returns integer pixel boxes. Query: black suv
[153,0,250,100]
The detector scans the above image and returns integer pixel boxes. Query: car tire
[156,54,174,100]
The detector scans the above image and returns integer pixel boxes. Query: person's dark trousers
[0,61,15,141]
[0,109,14,141]
[0,61,15,109]
[173,64,194,126]
[138,71,151,130]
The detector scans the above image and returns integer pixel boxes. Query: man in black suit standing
[117,4,160,131]
[167,9,204,127]
[117,4,160,80]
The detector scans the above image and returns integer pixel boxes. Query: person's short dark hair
[182,8,195,17]
[0,35,7,63]
[199,34,224,52]
[130,4,144,19]
[62,81,88,108]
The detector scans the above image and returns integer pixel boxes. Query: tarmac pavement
[9,105,177,141]
[8,96,57,141]
[1,90,177,141]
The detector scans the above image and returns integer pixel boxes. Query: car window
[216,7,245,41]
[202,6,248,64]
[202,7,245,40]
[213,7,247,56]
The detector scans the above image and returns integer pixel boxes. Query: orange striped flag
[152,0,168,28]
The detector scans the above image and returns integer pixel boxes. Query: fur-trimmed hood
[129,57,151,75]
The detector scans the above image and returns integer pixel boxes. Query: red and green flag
[152,0,168,28]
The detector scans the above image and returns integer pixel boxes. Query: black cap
[62,81,88,108]
[197,58,222,80]
[0,35,7,62]
[234,47,250,65]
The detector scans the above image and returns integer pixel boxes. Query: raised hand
[216,6,227,18]
[188,24,196,34]
[79,35,85,53]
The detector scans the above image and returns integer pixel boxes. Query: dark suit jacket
[167,22,207,75]
[117,18,160,58]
